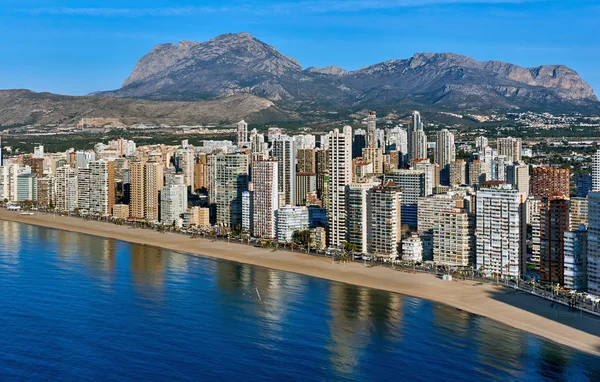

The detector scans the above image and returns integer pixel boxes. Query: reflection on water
[1,220,599,381]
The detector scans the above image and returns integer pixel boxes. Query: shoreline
[1,209,599,357]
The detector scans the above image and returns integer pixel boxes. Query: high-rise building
[252,160,278,239]
[175,148,195,190]
[467,160,485,186]
[143,161,164,221]
[316,149,329,206]
[539,196,570,285]
[89,159,115,216]
[160,175,188,224]
[272,136,296,206]
[367,181,402,258]
[275,206,309,243]
[242,190,253,234]
[297,148,317,173]
[295,173,317,206]
[328,126,353,247]
[497,137,522,163]
[408,111,427,161]
[564,226,587,291]
[345,182,379,254]
[55,166,78,212]
[530,167,570,199]
[576,174,593,197]
[237,120,248,146]
[366,112,377,148]
[352,129,367,159]
[211,153,249,228]
[475,136,488,150]
[385,169,425,227]
[435,129,455,183]
[570,197,588,230]
[362,147,383,175]
[413,159,435,196]
[433,208,474,267]
[587,191,600,295]
[592,150,600,191]
[16,174,35,202]
[386,126,408,162]
[449,160,466,186]
[527,196,542,263]
[476,185,527,278]
[194,154,209,192]
[77,168,91,211]
[36,177,54,208]
[129,161,145,219]
[506,163,530,196]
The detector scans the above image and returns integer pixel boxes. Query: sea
[0,220,599,381]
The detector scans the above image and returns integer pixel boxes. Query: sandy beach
[1,209,599,357]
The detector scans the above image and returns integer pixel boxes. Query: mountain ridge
[93,32,598,114]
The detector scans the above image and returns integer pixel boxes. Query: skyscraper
[408,111,427,162]
[366,112,377,148]
[497,137,522,163]
[367,181,402,258]
[384,169,425,227]
[328,126,353,247]
[160,175,188,224]
[252,160,279,239]
[593,149,600,191]
[345,182,379,254]
[506,163,530,196]
[237,120,248,147]
[272,136,296,206]
[476,185,527,278]
[89,159,115,216]
[352,129,367,159]
[435,129,455,184]
[433,208,474,267]
[539,196,570,285]
[530,167,570,198]
[564,226,587,291]
[587,191,600,295]
[211,153,249,228]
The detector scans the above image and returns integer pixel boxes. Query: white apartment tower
[345,182,380,254]
[160,175,188,224]
[237,120,248,147]
[252,160,279,239]
[367,181,402,258]
[435,129,455,168]
[55,166,78,212]
[592,149,600,191]
[328,126,353,247]
[497,137,522,163]
[476,185,527,278]
[272,136,296,206]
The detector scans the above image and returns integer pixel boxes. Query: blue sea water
[0,220,599,381]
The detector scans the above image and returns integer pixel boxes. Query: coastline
[2,209,599,357]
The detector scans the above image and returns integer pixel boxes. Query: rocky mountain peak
[101,33,598,112]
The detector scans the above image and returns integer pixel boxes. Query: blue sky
[1,0,599,96]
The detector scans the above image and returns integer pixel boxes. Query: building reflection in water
[130,244,166,295]
[474,316,530,379]
[326,284,403,375]
[0,221,23,271]
[213,260,306,343]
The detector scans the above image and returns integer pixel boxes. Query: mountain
[96,32,599,113]
[0,90,297,127]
